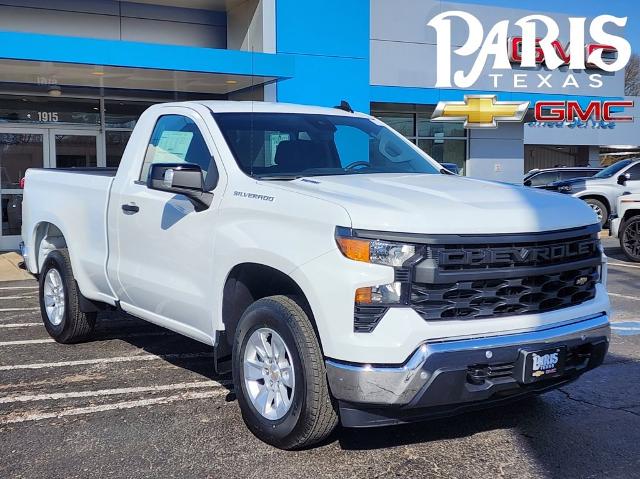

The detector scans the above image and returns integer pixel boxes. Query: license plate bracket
[517,346,566,384]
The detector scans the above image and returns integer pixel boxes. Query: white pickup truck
[21,101,611,449]
[610,193,640,262]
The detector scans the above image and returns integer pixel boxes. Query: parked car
[523,167,602,188]
[549,159,640,226]
[610,193,640,262]
[21,101,610,450]
[440,162,460,174]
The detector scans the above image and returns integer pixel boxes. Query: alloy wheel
[622,219,640,260]
[43,268,65,326]
[243,328,295,420]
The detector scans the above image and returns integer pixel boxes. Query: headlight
[558,184,572,193]
[335,229,416,267]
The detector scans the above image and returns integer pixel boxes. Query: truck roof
[156,100,370,118]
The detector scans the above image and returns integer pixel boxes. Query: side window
[529,172,558,186]
[140,115,216,189]
[625,164,640,181]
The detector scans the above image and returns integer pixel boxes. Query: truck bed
[21,167,116,305]
[30,167,118,177]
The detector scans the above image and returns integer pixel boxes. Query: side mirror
[147,163,213,211]
[523,179,532,187]
[617,173,631,185]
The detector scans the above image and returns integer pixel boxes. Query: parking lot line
[0,339,53,346]
[608,292,640,301]
[0,308,39,312]
[0,323,41,328]
[0,380,230,404]
[0,331,177,347]
[0,286,37,291]
[0,352,214,371]
[0,295,37,300]
[608,262,640,269]
[0,389,227,425]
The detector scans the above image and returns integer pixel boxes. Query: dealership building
[0,0,637,249]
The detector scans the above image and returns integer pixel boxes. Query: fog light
[355,282,402,304]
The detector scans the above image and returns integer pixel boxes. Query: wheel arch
[580,194,611,214]
[33,221,68,274]
[221,263,317,347]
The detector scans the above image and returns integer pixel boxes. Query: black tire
[584,198,608,227]
[232,295,338,450]
[39,249,96,343]
[620,216,640,262]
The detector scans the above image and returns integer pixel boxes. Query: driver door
[107,108,224,343]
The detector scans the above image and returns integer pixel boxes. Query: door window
[625,164,640,181]
[528,171,558,186]
[140,115,215,189]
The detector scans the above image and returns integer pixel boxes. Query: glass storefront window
[373,112,415,137]
[373,104,467,174]
[105,131,132,167]
[104,101,153,129]
[0,133,44,188]
[55,135,97,168]
[2,194,22,236]
[0,95,100,125]
[417,115,465,138]
[417,139,466,173]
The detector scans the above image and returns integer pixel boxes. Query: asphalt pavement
[0,236,639,479]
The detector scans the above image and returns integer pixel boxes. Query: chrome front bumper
[326,314,610,406]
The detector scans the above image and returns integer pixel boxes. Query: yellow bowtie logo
[431,95,530,128]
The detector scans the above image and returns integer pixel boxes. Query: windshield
[594,160,632,178]
[212,112,441,179]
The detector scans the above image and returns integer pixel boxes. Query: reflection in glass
[418,139,466,174]
[0,133,44,188]
[55,135,97,168]
[374,113,415,137]
[106,131,132,167]
[104,101,153,129]
[2,194,22,235]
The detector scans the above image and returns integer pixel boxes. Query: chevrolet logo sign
[431,95,530,128]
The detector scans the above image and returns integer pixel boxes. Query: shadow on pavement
[335,352,640,476]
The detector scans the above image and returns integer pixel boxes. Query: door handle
[121,203,140,214]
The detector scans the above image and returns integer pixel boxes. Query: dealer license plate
[518,346,566,384]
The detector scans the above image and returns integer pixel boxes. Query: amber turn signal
[336,236,370,263]
[355,287,373,304]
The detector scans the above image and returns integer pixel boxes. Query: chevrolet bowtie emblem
[431,95,530,128]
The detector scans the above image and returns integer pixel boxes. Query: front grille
[411,266,598,321]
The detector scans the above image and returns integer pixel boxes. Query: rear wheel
[39,249,96,343]
[585,198,608,227]
[620,216,640,262]
[232,295,338,449]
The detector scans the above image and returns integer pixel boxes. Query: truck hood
[278,173,598,234]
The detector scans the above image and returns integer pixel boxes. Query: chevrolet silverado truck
[21,101,611,449]
[610,193,640,262]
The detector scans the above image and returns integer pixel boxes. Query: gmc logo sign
[508,37,618,70]
[439,240,598,266]
[534,100,634,122]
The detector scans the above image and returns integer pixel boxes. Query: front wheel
[232,295,338,449]
[620,216,640,262]
[585,198,608,227]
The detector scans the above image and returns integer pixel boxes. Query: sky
[456,0,640,54]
